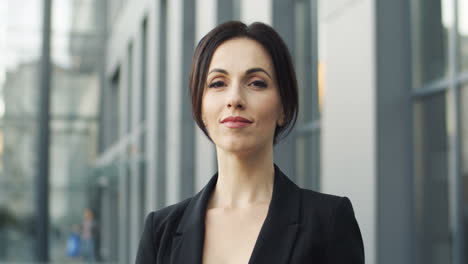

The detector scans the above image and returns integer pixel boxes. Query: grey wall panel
[272,0,296,179]
[376,0,414,263]
[180,0,196,199]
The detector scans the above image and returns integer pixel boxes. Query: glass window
[0,0,42,261]
[94,162,120,261]
[294,0,320,190]
[156,0,168,208]
[139,17,148,232]
[127,43,133,133]
[125,161,131,264]
[413,92,452,264]
[48,0,104,261]
[100,68,120,153]
[295,132,320,188]
[141,18,147,123]
[295,0,309,123]
[458,0,468,72]
[412,0,453,87]
[110,69,121,146]
[461,84,468,261]
[295,0,319,122]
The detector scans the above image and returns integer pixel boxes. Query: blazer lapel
[248,165,301,264]
[170,172,218,264]
[170,165,301,264]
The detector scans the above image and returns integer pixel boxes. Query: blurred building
[0,0,104,261]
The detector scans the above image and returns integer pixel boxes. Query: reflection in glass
[0,0,42,261]
[459,0,468,72]
[413,0,453,87]
[48,0,105,261]
[461,84,468,262]
[414,93,452,264]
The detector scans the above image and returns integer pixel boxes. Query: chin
[216,137,267,155]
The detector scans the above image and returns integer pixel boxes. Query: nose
[226,82,245,109]
[227,101,244,109]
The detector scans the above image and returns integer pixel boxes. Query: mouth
[221,116,253,128]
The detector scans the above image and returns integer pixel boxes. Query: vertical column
[240,0,272,25]
[36,0,52,261]
[156,0,168,209]
[272,0,296,179]
[139,17,148,226]
[375,0,414,263]
[145,0,159,212]
[129,28,142,263]
[309,0,320,190]
[320,0,376,263]
[195,0,217,190]
[166,0,183,205]
[448,1,463,263]
[118,45,129,264]
[180,0,196,199]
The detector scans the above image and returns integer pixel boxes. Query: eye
[249,80,268,88]
[208,80,226,88]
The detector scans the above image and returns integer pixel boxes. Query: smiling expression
[201,38,284,153]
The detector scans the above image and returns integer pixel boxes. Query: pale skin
[201,37,285,264]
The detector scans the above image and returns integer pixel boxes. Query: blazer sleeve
[135,212,157,264]
[326,197,365,264]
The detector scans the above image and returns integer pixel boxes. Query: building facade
[96,0,468,264]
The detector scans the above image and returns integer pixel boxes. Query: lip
[221,116,253,123]
[221,116,253,128]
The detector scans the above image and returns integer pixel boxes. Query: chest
[202,205,269,264]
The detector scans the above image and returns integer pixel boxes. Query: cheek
[256,94,282,123]
[201,94,218,123]
[261,109,280,130]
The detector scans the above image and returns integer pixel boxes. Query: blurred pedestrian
[81,208,96,262]
[66,224,81,259]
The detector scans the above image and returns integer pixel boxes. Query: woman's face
[202,38,284,154]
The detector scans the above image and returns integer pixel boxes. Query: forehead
[208,38,274,75]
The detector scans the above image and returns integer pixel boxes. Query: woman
[136,21,364,264]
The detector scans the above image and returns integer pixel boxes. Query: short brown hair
[189,21,298,145]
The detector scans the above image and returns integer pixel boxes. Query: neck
[209,145,275,209]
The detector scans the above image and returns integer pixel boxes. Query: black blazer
[136,165,365,264]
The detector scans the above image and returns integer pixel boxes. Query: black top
[136,164,365,264]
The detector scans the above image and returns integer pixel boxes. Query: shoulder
[136,197,194,263]
[298,188,358,229]
[136,197,194,262]
[146,197,193,233]
[299,188,352,213]
[299,189,364,262]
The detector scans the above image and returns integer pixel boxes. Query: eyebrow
[208,67,272,79]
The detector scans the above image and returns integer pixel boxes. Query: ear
[202,115,207,126]
[277,112,285,127]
